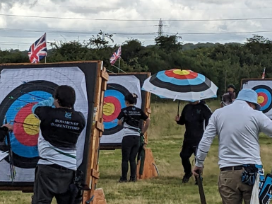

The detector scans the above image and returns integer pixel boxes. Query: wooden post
[136,148,158,180]
[93,188,107,204]
[136,72,158,180]
[83,64,108,204]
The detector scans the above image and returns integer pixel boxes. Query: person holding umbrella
[142,69,217,183]
[175,100,212,183]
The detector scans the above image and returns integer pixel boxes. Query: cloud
[0,0,271,50]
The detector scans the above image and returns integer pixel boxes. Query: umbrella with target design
[142,69,218,101]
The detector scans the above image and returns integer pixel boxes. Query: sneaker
[129,177,136,182]
[118,177,127,183]
[182,173,192,183]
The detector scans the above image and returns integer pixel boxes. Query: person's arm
[32,97,54,119]
[258,113,272,136]
[0,126,9,142]
[176,106,186,125]
[140,110,150,134]
[192,112,218,176]
[203,105,212,127]
[117,110,125,126]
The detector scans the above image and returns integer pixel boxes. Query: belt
[48,164,72,171]
[220,165,243,171]
[123,127,140,132]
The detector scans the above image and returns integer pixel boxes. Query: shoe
[118,177,127,183]
[182,173,192,183]
[129,177,136,182]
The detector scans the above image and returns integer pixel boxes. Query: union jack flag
[110,46,121,65]
[28,33,47,63]
[262,68,266,79]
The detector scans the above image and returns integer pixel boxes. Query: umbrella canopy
[142,69,218,101]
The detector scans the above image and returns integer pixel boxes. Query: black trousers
[180,142,198,176]
[32,164,75,204]
[121,135,140,180]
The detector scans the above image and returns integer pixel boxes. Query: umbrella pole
[177,101,180,116]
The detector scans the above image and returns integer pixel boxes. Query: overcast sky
[0,0,272,51]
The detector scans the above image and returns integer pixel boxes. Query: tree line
[0,32,271,97]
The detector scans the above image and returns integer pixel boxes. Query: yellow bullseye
[103,103,115,116]
[258,96,264,104]
[23,114,40,135]
[173,69,190,75]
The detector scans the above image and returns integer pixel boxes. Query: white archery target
[100,75,142,144]
[242,79,272,119]
[0,67,88,182]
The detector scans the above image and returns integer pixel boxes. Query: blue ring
[5,91,52,158]
[104,90,126,129]
[156,70,206,85]
[255,88,272,111]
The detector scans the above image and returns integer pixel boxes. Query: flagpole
[262,67,266,79]
[111,65,126,73]
[118,57,120,73]
[45,56,47,64]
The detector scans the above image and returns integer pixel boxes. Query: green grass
[1,100,272,203]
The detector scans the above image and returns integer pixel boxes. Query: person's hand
[192,166,203,177]
[175,115,180,121]
[2,123,13,131]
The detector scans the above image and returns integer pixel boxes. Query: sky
[0,0,272,51]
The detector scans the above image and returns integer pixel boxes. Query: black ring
[0,80,58,168]
[103,83,130,135]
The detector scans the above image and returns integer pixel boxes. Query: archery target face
[242,80,272,118]
[253,85,272,113]
[101,75,142,144]
[0,67,88,182]
[0,81,57,169]
[150,69,210,92]
[142,69,218,101]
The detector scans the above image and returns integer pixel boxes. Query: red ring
[103,96,121,122]
[258,92,268,106]
[13,102,39,146]
[165,69,198,79]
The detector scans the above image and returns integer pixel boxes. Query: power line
[0,27,272,37]
[1,13,272,22]
[171,31,272,35]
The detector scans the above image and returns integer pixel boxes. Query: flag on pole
[110,46,121,66]
[28,33,47,63]
[262,68,266,79]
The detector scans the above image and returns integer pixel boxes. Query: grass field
[1,100,272,204]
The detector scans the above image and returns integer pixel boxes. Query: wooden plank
[101,69,109,81]
[1,60,103,66]
[109,72,151,76]
[83,66,106,204]
[96,122,104,131]
[91,169,100,179]
[83,64,102,192]
[136,148,158,180]
[143,73,151,143]
[93,188,107,204]
[102,80,107,91]
[0,186,33,191]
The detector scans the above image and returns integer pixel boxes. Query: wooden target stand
[93,72,158,204]
[136,87,158,180]
[0,61,109,204]
[82,63,108,204]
